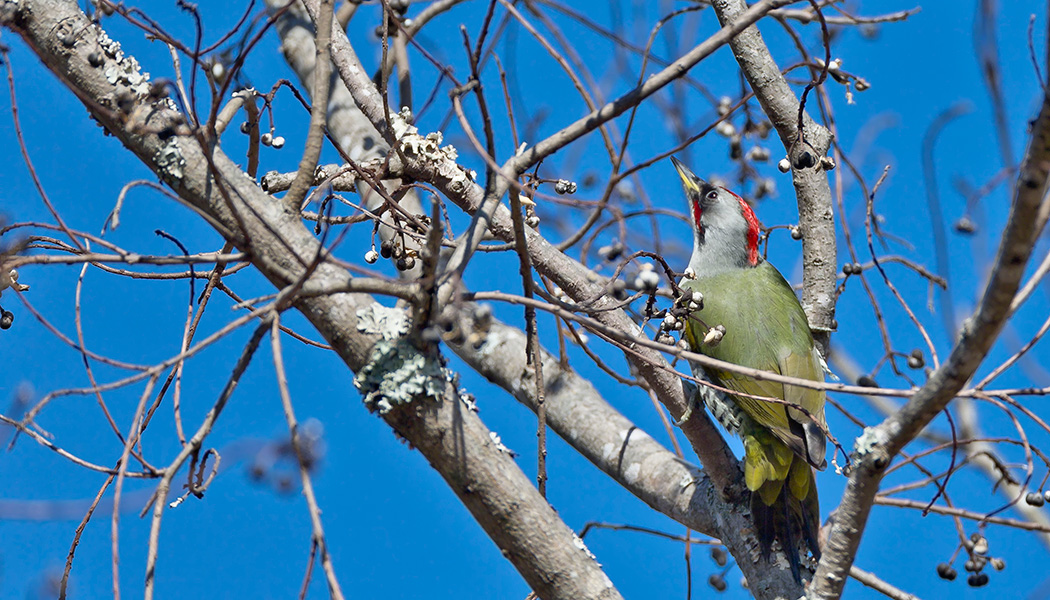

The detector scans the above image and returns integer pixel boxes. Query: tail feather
[801,489,822,562]
[751,462,821,584]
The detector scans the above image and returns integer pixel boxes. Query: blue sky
[2,1,1049,599]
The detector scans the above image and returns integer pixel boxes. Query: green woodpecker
[671,157,827,582]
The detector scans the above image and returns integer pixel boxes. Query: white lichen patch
[96,25,151,96]
[459,390,478,412]
[356,304,410,340]
[853,426,887,456]
[819,353,837,379]
[96,28,123,61]
[154,138,186,183]
[769,545,791,571]
[388,109,470,191]
[572,532,598,561]
[354,338,447,414]
[397,127,459,164]
[95,22,194,186]
[619,427,650,442]
[489,431,514,455]
[103,56,149,93]
[390,106,416,138]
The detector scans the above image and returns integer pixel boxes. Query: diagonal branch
[282,0,333,209]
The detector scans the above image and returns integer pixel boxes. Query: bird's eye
[705,190,719,201]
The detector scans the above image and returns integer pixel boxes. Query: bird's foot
[675,380,701,426]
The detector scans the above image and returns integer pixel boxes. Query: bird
[670,156,828,582]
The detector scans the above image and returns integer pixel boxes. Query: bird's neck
[687,228,761,278]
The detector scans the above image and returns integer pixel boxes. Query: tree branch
[710,0,839,346]
[283,0,333,209]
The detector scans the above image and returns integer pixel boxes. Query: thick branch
[711,0,839,345]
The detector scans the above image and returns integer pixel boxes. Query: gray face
[691,192,758,272]
[676,156,760,275]
[672,157,762,276]
[692,184,743,236]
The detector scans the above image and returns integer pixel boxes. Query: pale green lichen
[354,338,447,414]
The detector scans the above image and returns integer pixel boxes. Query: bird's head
[671,156,762,273]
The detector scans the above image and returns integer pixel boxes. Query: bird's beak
[670,156,703,194]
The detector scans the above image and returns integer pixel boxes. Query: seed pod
[967,573,989,587]
[554,179,577,194]
[936,563,957,581]
[954,216,977,234]
[634,269,660,292]
[857,375,878,388]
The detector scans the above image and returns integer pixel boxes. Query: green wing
[682,261,827,469]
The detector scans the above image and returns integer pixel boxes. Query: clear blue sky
[2,1,1048,598]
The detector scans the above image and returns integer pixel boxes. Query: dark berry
[936,563,957,581]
